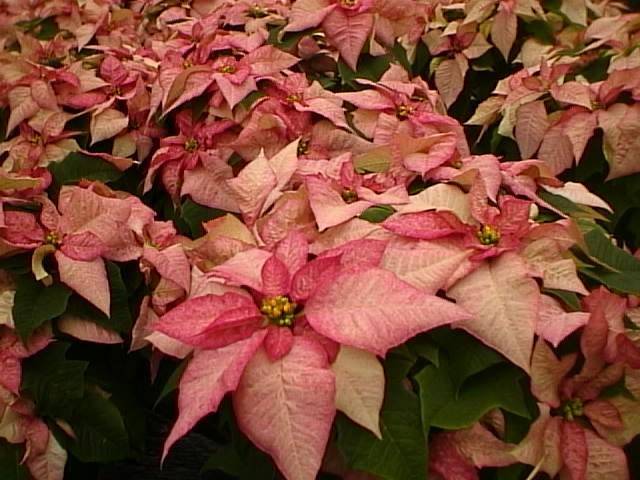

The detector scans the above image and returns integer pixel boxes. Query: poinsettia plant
[0,0,639,479]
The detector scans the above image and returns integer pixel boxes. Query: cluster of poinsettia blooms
[0,0,640,479]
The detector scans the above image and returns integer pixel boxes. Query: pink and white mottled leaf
[90,108,129,145]
[227,151,277,225]
[58,316,122,344]
[306,176,372,231]
[25,431,67,480]
[263,325,294,361]
[182,163,239,212]
[299,97,349,129]
[261,255,291,297]
[381,238,472,293]
[584,429,629,480]
[449,253,540,372]
[31,82,58,113]
[234,337,336,480]
[165,70,215,115]
[395,184,471,222]
[163,330,267,461]
[274,231,309,279]
[550,82,593,110]
[209,248,272,292]
[491,9,517,60]
[60,231,106,261]
[154,293,260,348]
[536,295,589,348]
[515,101,549,159]
[310,218,390,255]
[55,252,110,316]
[323,10,373,71]
[319,238,386,268]
[290,255,342,302]
[439,423,517,469]
[143,245,191,293]
[245,46,299,76]
[562,421,588,480]
[560,0,587,25]
[598,104,640,179]
[336,90,395,110]
[530,338,577,407]
[435,58,465,108]
[331,346,384,438]
[563,111,597,162]
[584,400,623,429]
[7,86,39,134]
[429,430,479,480]
[538,128,575,175]
[512,405,563,477]
[285,0,335,32]
[305,267,471,356]
[590,370,640,446]
[382,211,466,240]
[215,75,257,110]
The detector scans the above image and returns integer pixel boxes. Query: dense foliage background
[1,0,640,479]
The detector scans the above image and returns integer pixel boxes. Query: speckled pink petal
[306,176,372,231]
[382,210,467,240]
[60,231,106,261]
[261,255,291,297]
[143,244,191,293]
[234,337,336,480]
[305,267,470,356]
[264,325,294,361]
[162,330,267,461]
[56,252,110,316]
[153,293,261,349]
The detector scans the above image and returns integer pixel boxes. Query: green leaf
[425,364,531,430]
[538,191,609,221]
[579,266,640,295]
[359,205,395,223]
[105,261,133,331]
[49,152,123,186]
[154,356,190,408]
[202,399,276,479]
[337,353,426,480]
[542,288,582,311]
[600,375,634,400]
[411,42,430,78]
[0,441,29,480]
[428,329,504,392]
[238,91,266,112]
[180,198,226,238]
[502,410,538,444]
[494,464,531,480]
[202,443,276,480]
[353,146,392,174]
[12,275,72,340]
[522,20,555,44]
[390,42,412,72]
[406,335,439,367]
[415,363,455,431]
[582,226,640,272]
[66,389,130,462]
[15,16,59,40]
[338,55,391,84]
[0,254,31,275]
[576,224,640,294]
[267,26,312,51]
[22,343,87,418]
